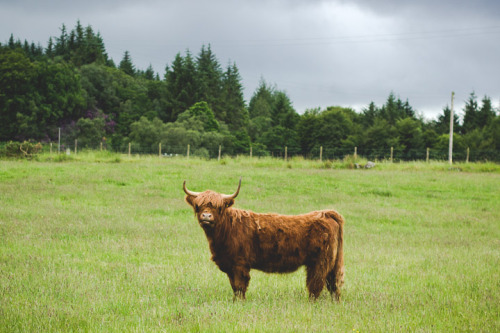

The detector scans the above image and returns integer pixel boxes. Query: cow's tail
[326,210,344,301]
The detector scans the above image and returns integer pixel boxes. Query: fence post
[466,147,470,163]
[390,147,393,163]
[218,145,221,161]
[285,146,288,161]
[50,142,53,154]
[128,142,131,157]
[449,91,455,165]
[426,147,429,163]
[320,146,323,162]
[159,142,162,158]
[354,147,357,160]
[250,145,252,158]
[74,139,77,155]
[187,144,190,159]
[100,142,103,151]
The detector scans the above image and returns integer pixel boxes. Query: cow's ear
[185,195,195,207]
[224,198,234,208]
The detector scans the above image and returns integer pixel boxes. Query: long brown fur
[184,186,344,301]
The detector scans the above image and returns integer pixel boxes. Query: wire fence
[45,141,500,163]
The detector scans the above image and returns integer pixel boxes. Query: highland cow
[183,178,344,301]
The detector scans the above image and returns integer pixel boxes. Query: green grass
[1,153,499,332]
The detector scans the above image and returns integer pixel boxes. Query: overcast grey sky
[1,0,499,120]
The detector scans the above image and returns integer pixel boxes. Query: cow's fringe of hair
[193,190,226,208]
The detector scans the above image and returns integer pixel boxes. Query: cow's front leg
[227,266,250,301]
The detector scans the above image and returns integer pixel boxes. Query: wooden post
[250,145,252,158]
[218,145,221,161]
[159,142,162,157]
[128,142,131,157]
[58,127,61,154]
[354,147,357,160]
[285,146,288,161]
[50,142,53,154]
[74,139,77,155]
[426,147,429,163]
[100,142,103,151]
[320,146,323,162]
[449,91,455,165]
[390,147,393,163]
[187,144,190,159]
[466,147,470,163]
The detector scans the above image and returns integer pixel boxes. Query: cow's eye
[195,205,200,212]
[219,207,222,214]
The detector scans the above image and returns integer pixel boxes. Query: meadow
[0,153,499,332]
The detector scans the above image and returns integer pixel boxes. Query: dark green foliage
[177,102,219,132]
[0,48,85,140]
[396,117,424,157]
[119,51,135,76]
[0,49,36,140]
[221,63,248,131]
[433,105,461,134]
[297,106,360,156]
[297,108,321,156]
[197,45,223,118]
[248,80,300,152]
[164,52,200,122]
[75,118,106,148]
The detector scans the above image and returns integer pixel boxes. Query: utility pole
[449,92,455,165]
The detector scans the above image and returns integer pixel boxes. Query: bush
[334,154,368,169]
[193,147,209,159]
[1,141,42,159]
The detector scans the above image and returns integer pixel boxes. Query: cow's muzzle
[200,212,215,226]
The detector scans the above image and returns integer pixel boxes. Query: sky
[1,0,500,121]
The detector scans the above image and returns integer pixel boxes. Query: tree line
[1,21,499,160]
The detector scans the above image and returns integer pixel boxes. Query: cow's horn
[222,177,242,199]
[183,180,201,197]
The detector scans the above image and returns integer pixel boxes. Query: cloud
[1,0,499,119]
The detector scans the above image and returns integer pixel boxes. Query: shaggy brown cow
[183,178,344,301]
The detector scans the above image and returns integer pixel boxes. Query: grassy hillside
[1,154,499,331]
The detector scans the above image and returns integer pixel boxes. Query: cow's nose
[202,212,212,220]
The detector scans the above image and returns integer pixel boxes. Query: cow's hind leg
[326,239,344,301]
[326,266,343,302]
[228,266,250,301]
[306,261,329,300]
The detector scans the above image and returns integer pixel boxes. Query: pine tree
[462,92,479,134]
[221,62,247,131]
[93,31,108,64]
[8,34,15,49]
[196,44,223,118]
[179,50,199,109]
[46,37,54,58]
[55,24,68,57]
[248,79,274,119]
[75,20,84,49]
[434,105,461,135]
[477,95,496,128]
[403,99,415,118]
[164,51,199,121]
[144,64,155,80]
[119,51,135,76]
[361,102,379,127]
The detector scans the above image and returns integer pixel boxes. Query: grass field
[1,153,499,332]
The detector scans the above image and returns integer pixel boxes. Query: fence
[46,140,500,163]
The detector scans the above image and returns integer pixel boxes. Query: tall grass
[0,154,499,332]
